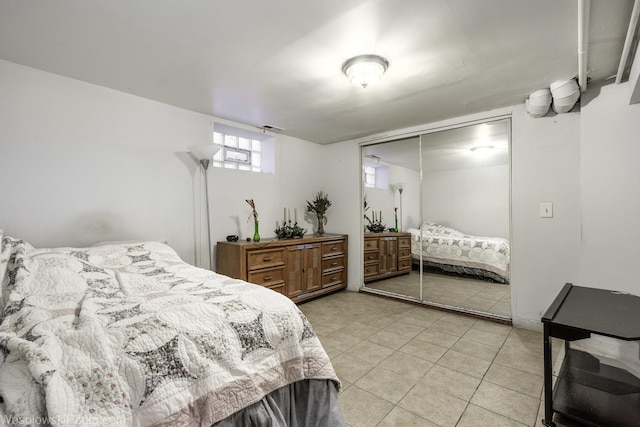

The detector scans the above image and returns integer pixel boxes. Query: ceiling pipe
[615,0,640,84]
[578,0,591,93]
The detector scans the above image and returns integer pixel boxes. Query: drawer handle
[263,256,272,262]
[264,276,272,281]
[331,276,338,281]
[331,261,338,266]
[331,247,337,251]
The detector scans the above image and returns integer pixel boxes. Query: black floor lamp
[189,144,221,269]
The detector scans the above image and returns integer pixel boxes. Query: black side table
[541,283,640,427]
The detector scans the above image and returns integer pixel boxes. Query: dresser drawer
[248,266,285,286]
[398,237,411,249]
[398,248,411,259]
[364,264,379,277]
[265,282,286,295]
[364,238,378,250]
[322,270,343,288]
[398,258,412,271]
[322,241,344,257]
[322,256,345,271]
[364,251,379,264]
[247,248,286,270]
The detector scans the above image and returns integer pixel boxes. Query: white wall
[510,107,582,328]
[364,163,420,231]
[423,164,510,238]
[311,140,362,289]
[0,60,204,261]
[578,81,640,290]
[389,164,421,231]
[0,60,324,269]
[510,81,640,328]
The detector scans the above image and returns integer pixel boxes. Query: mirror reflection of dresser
[363,232,411,283]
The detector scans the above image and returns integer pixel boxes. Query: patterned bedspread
[0,232,339,426]
[408,223,510,283]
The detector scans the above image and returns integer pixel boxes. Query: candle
[284,207,286,222]
[379,210,382,221]
[294,208,297,223]
[288,208,291,222]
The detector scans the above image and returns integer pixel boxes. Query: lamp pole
[189,144,220,270]
[399,188,403,231]
[200,159,212,269]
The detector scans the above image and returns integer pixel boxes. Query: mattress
[409,223,510,284]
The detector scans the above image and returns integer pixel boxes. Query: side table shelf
[553,348,640,426]
[542,283,640,427]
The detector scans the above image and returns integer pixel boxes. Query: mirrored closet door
[362,137,421,301]
[361,118,512,321]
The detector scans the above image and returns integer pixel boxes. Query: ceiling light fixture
[342,54,389,88]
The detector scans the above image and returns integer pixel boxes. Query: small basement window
[364,166,376,188]
[212,123,275,173]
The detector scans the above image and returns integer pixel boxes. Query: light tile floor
[299,291,578,427]
[365,270,511,318]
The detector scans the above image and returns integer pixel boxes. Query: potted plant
[305,190,331,235]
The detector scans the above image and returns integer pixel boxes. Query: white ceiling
[0,0,635,144]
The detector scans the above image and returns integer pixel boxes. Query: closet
[361,118,511,321]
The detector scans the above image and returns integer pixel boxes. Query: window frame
[212,130,263,172]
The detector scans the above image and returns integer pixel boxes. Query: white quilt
[408,223,510,283]
[0,232,338,426]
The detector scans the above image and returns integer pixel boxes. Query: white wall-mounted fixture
[550,79,580,113]
[189,144,221,269]
[526,88,552,117]
[540,202,553,218]
[342,54,389,88]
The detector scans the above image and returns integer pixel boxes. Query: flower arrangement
[306,190,331,235]
[274,222,306,239]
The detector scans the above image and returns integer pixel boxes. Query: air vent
[260,124,284,133]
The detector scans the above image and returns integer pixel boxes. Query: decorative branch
[246,199,258,222]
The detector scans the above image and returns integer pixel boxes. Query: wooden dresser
[364,232,411,282]
[216,233,348,303]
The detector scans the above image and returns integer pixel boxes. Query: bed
[0,231,344,426]
[408,222,510,284]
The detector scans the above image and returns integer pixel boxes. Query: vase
[317,214,325,235]
[253,221,260,242]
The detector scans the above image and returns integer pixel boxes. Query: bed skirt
[413,258,509,284]
[213,379,344,427]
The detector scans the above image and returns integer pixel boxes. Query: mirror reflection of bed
[361,118,511,321]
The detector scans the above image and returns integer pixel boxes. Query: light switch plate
[540,202,553,218]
